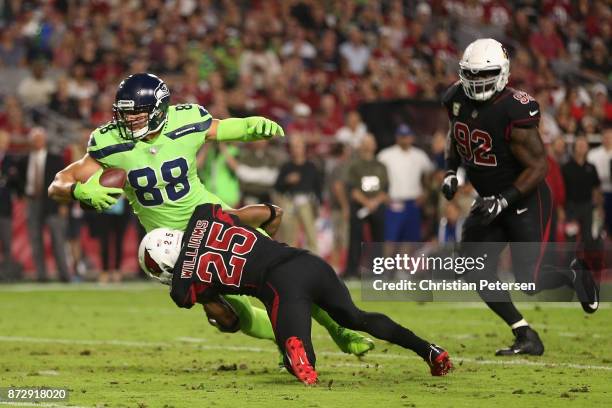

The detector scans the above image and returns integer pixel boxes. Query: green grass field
[0,282,610,408]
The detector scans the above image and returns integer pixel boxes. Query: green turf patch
[0,283,610,407]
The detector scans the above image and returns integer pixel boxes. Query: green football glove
[216,117,285,142]
[71,169,123,212]
[245,117,285,139]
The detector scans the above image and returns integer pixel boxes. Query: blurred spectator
[67,63,97,101]
[48,77,80,120]
[240,36,282,90]
[0,130,18,262]
[16,60,56,108]
[0,96,30,153]
[339,26,371,75]
[562,136,602,245]
[437,201,464,243]
[235,140,281,205]
[281,26,317,65]
[587,128,612,235]
[327,143,351,272]
[377,124,433,242]
[335,110,368,150]
[529,17,565,61]
[344,134,389,277]
[93,198,131,283]
[0,27,26,67]
[274,137,322,253]
[581,38,611,80]
[198,144,241,208]
[64,129,89,277]
[287,103,318,147]
[17,128,70,282]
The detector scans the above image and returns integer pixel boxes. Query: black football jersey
[442,82,541,196]
[170,203,305,308]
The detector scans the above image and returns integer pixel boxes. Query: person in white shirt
[335,110,368,150]
[16,60,56,108]
[339,27,371,75]
[587,127,612,234]
[377,124,433,241]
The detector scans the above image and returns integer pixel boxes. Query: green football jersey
[87,103,227,232]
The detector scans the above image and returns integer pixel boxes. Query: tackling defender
[48,73,374,357]
[139,203,453,385]
[441,39,599,355]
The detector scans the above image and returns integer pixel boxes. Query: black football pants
[259,253,431,369]
[460,182,573,324]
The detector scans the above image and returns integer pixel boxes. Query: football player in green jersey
[49,73,374,357]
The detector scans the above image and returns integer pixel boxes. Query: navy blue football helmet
[113,73,170,140]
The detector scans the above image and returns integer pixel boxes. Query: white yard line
[1,335,610,372]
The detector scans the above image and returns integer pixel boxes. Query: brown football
[80,168,127,211]
[99,167,127,190]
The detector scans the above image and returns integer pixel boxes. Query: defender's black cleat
[571,258,599,314]
[495,327,544,356]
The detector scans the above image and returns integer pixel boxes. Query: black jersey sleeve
[441,81,461,119]
[506,89,541,129]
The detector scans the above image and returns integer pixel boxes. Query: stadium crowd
[0,0,610,282]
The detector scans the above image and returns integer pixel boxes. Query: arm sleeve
[216,117,277,142]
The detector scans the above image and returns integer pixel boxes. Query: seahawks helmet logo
[155,83,170,102]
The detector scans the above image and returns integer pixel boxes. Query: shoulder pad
[505,88,540,128]
[169,103,210,118]
[87,122,135,161]
[441,81,462,107]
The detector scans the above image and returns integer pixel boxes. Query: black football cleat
[426,344,453,376]
[570,258,599,314]
[495,327,544,356]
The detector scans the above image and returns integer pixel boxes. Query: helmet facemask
[459,67,505,101]
[113,79,170,141]
[113,99,169,141]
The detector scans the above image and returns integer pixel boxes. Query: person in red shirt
[529,17,565,61]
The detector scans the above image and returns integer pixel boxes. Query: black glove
[473,195,508,225]
[441,171,459,200]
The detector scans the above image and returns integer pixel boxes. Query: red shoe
[427,344,453,376]
[285,337,318,385]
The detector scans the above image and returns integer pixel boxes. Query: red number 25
[196,223,257,288]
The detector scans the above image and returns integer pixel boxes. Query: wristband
[260,203,277,229]
[500,186,521,207]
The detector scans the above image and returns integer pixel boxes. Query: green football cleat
[332,327,375,356]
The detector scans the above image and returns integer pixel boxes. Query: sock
[311,305,342,336]
[510,319,529,329]
[223,295,275,341]
[511,319,530,336]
